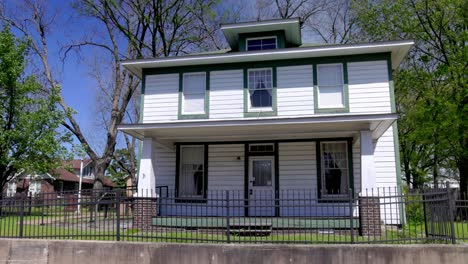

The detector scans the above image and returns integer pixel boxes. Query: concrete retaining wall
[0,239,467,264]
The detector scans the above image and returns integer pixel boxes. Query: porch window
[317,64,345,109]
[320,142,349,196]
[246,37,277,51]
[248,68,273,109]
[179,145,205,197]
[182,72,206,114]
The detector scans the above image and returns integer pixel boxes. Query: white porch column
[137,137,156,197]
[360,130,376,193]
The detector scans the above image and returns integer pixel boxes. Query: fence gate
[423,190,456,243]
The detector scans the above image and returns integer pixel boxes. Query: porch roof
[118,113,397,147]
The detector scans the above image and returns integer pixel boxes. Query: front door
[248,156,275,216]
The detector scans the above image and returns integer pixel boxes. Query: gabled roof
[65,159,92,170]
[51,168,94,184]
[220,18,302,49]
[122,40,414,78]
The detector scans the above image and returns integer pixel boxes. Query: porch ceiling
[118,113,397,147]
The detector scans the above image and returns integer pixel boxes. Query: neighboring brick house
[5,159,114,197]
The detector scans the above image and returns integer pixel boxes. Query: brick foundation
[133,198,157,231]
[359,197,381,236]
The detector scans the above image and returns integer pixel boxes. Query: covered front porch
[119,113,399,220]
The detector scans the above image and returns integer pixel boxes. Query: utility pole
[77,159,83,213]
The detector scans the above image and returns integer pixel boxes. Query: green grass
[1,215,467,244]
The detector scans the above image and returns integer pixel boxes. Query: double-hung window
[182,72,206,115]
[320,141,349,197]
[317,64,345,109]
[248,68,273,110]
[246,37,277,51]
[179,145,205,198]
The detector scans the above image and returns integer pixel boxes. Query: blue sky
[5,0,320,156]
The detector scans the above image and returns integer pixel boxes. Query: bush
[403,187,425,224]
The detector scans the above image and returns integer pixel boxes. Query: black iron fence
[0,186,466,244]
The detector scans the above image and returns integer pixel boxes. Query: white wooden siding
[374,125,398,188]
[208,144,244,190]
[142,61,393,122]
[374,125,400,224]
[348,61,391,113]
[153,144,176,191]
[143,74,179,123]
[279,142,316,189]
[277,65,314,116]
[210,70,244,119]
[353,140,361,194]
[277,142,359,216]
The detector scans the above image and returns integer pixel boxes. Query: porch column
[137,137,156,197]
[360,130,376,192]
[359,130,381,236]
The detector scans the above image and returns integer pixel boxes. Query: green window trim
[178,71,210,120]
[142,53,392,76]
[313,62,350,114]
[245,36,278,51]
[316,138,354,201]
[243,67,278,117]
[238,30,286,51]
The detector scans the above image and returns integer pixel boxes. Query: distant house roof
[65,159,92,170]
[50,168,114,187]
[98,177,115,188]
[51,168,93,184]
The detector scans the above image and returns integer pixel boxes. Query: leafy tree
[0,26,69,197]
[353,0,467,193]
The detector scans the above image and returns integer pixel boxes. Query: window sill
[174,197,207,203]
[315,107,349,114]
[178,113,209,120]
[244,110,277,117]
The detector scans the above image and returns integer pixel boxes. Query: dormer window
[246,37,277,51]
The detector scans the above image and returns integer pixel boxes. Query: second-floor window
[246,37,277,51]
[248,68,273,109]
[317,64,345,109]
[183,72,206,114]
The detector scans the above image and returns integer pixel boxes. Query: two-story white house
[119,18,412,221]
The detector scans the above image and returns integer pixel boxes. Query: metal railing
[0,186,466,244]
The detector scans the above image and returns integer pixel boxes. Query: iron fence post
[19,193,25,238]
[226,191,230,243]
[349,189,354,244]
[40,194,45,226]
[116,190,121,241]
[446,181,456,244]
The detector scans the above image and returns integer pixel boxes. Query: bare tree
[305,0,358,44]
[0,0,227,188]
[254,0,357,44]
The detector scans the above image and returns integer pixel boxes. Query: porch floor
[152,217,360,229]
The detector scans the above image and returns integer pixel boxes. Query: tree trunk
[92,159,111,190]
[404,160,411,187]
